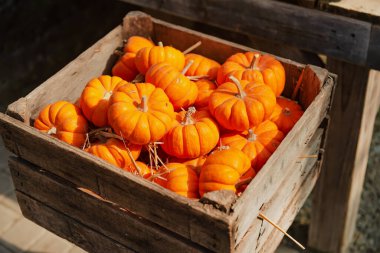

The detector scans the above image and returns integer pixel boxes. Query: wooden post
[309,59,380,253]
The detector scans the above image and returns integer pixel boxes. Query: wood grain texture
[9,157,208,253]
[120,0,371,65]
[231,75,334,246]
[16,192,134,253]
[309,60,380,253]
[235,129,323,253]
[0,113,231,252]
[367,25,380,69]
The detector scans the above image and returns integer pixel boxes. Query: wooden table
[117,1,380,252]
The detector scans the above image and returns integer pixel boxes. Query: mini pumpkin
[123,36,155,54]
[135,42,185,74]
[199,147,251,196]
[108,82,175,145]
[221,120,284,171]
[162,107,219,159]
[157,163,199,198]
[217,52,285,96]
[209,76,276,131]
[80,75,128,127]
[171,155,207,175]
[126,161,153,179]
[184,53,221,80]
[86,138,141,169]
[270,97,304,134]
[145,62,198,110]
[112,53,139,82]
[194,79,217,108]
[34,101,88,147]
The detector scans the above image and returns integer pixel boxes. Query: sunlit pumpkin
[184,53,221,80]
[123,36,155,54]
[112,53,139,82]
[270,97,304,134]
[34,101,88,147]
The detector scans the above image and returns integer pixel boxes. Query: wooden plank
[318,0,380,24]
[258,163,322,253]
[234,129,323,252]
[0,113,232,252]
[309,61,380,253]
[16,192,134,253]
[9,157,209,253]
[231,75,334,246]
[120,0,372,66]
[367,25,380,69]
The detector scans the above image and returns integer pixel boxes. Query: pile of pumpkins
[34,36,304,199]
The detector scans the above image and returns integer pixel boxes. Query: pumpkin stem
[132,73,145,83]
[250,53,261,70]
[183,41,202,54]
[47,127,57,135]
[103,91,112,100]
[140,95,148,112]
[158,41,164,47]
[182,107,196,125]
[182,60,194,75]
[247,129,257,142]
[283,107,291,116]
[229,75,247,98]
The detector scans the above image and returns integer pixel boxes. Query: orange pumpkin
[194,79,217,108]
[108,82,175,145]
[217,52,285,96]
[171,155,207,175]
[270,97,304,134]
[34,101,88,147]
[157,163,199,198]
[112,53,139,82]
[184,53,220,80]
[162,107,219,159]
[86,138,141,169]
[199,147,251,196]
[221,120,284,171]
[80,75,127,127]
[209,76,276,131]
[135,42,185,74]
[123,36,154,54]
[145,62,198,110]
[126,161,152,179]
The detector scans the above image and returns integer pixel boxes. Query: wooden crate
[0,11,335,253]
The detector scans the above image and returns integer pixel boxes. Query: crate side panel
[9,157,208,253]
[231,76,334,245]
[0,114,231,253]
[16,192,134,253]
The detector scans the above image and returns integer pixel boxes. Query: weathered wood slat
[231,75,333,245]
[0,113,231,252]
[235,129,323,253]
[16,193,134,253]
[120,0,372,66]
[9,157,208,253]
[367,25,380,69]
[309,61,380,253]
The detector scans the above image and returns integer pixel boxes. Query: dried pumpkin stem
[181,59,194,75]
[229,75,247,98]
[283,107,291,116]
[183,41,202,54]
[47,127,57,135]
[187,75,210,81]
[247,129,257,142]
[140,95,148,112]
[132,73,145,83]
[250,53,261,70]
[183,107,196,125]
[158,41,164,47]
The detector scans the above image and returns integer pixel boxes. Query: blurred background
[0,0,379,252]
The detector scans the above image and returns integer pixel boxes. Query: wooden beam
[119,0,372,66]
[367,25,380,69]
[309,61,380,252]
